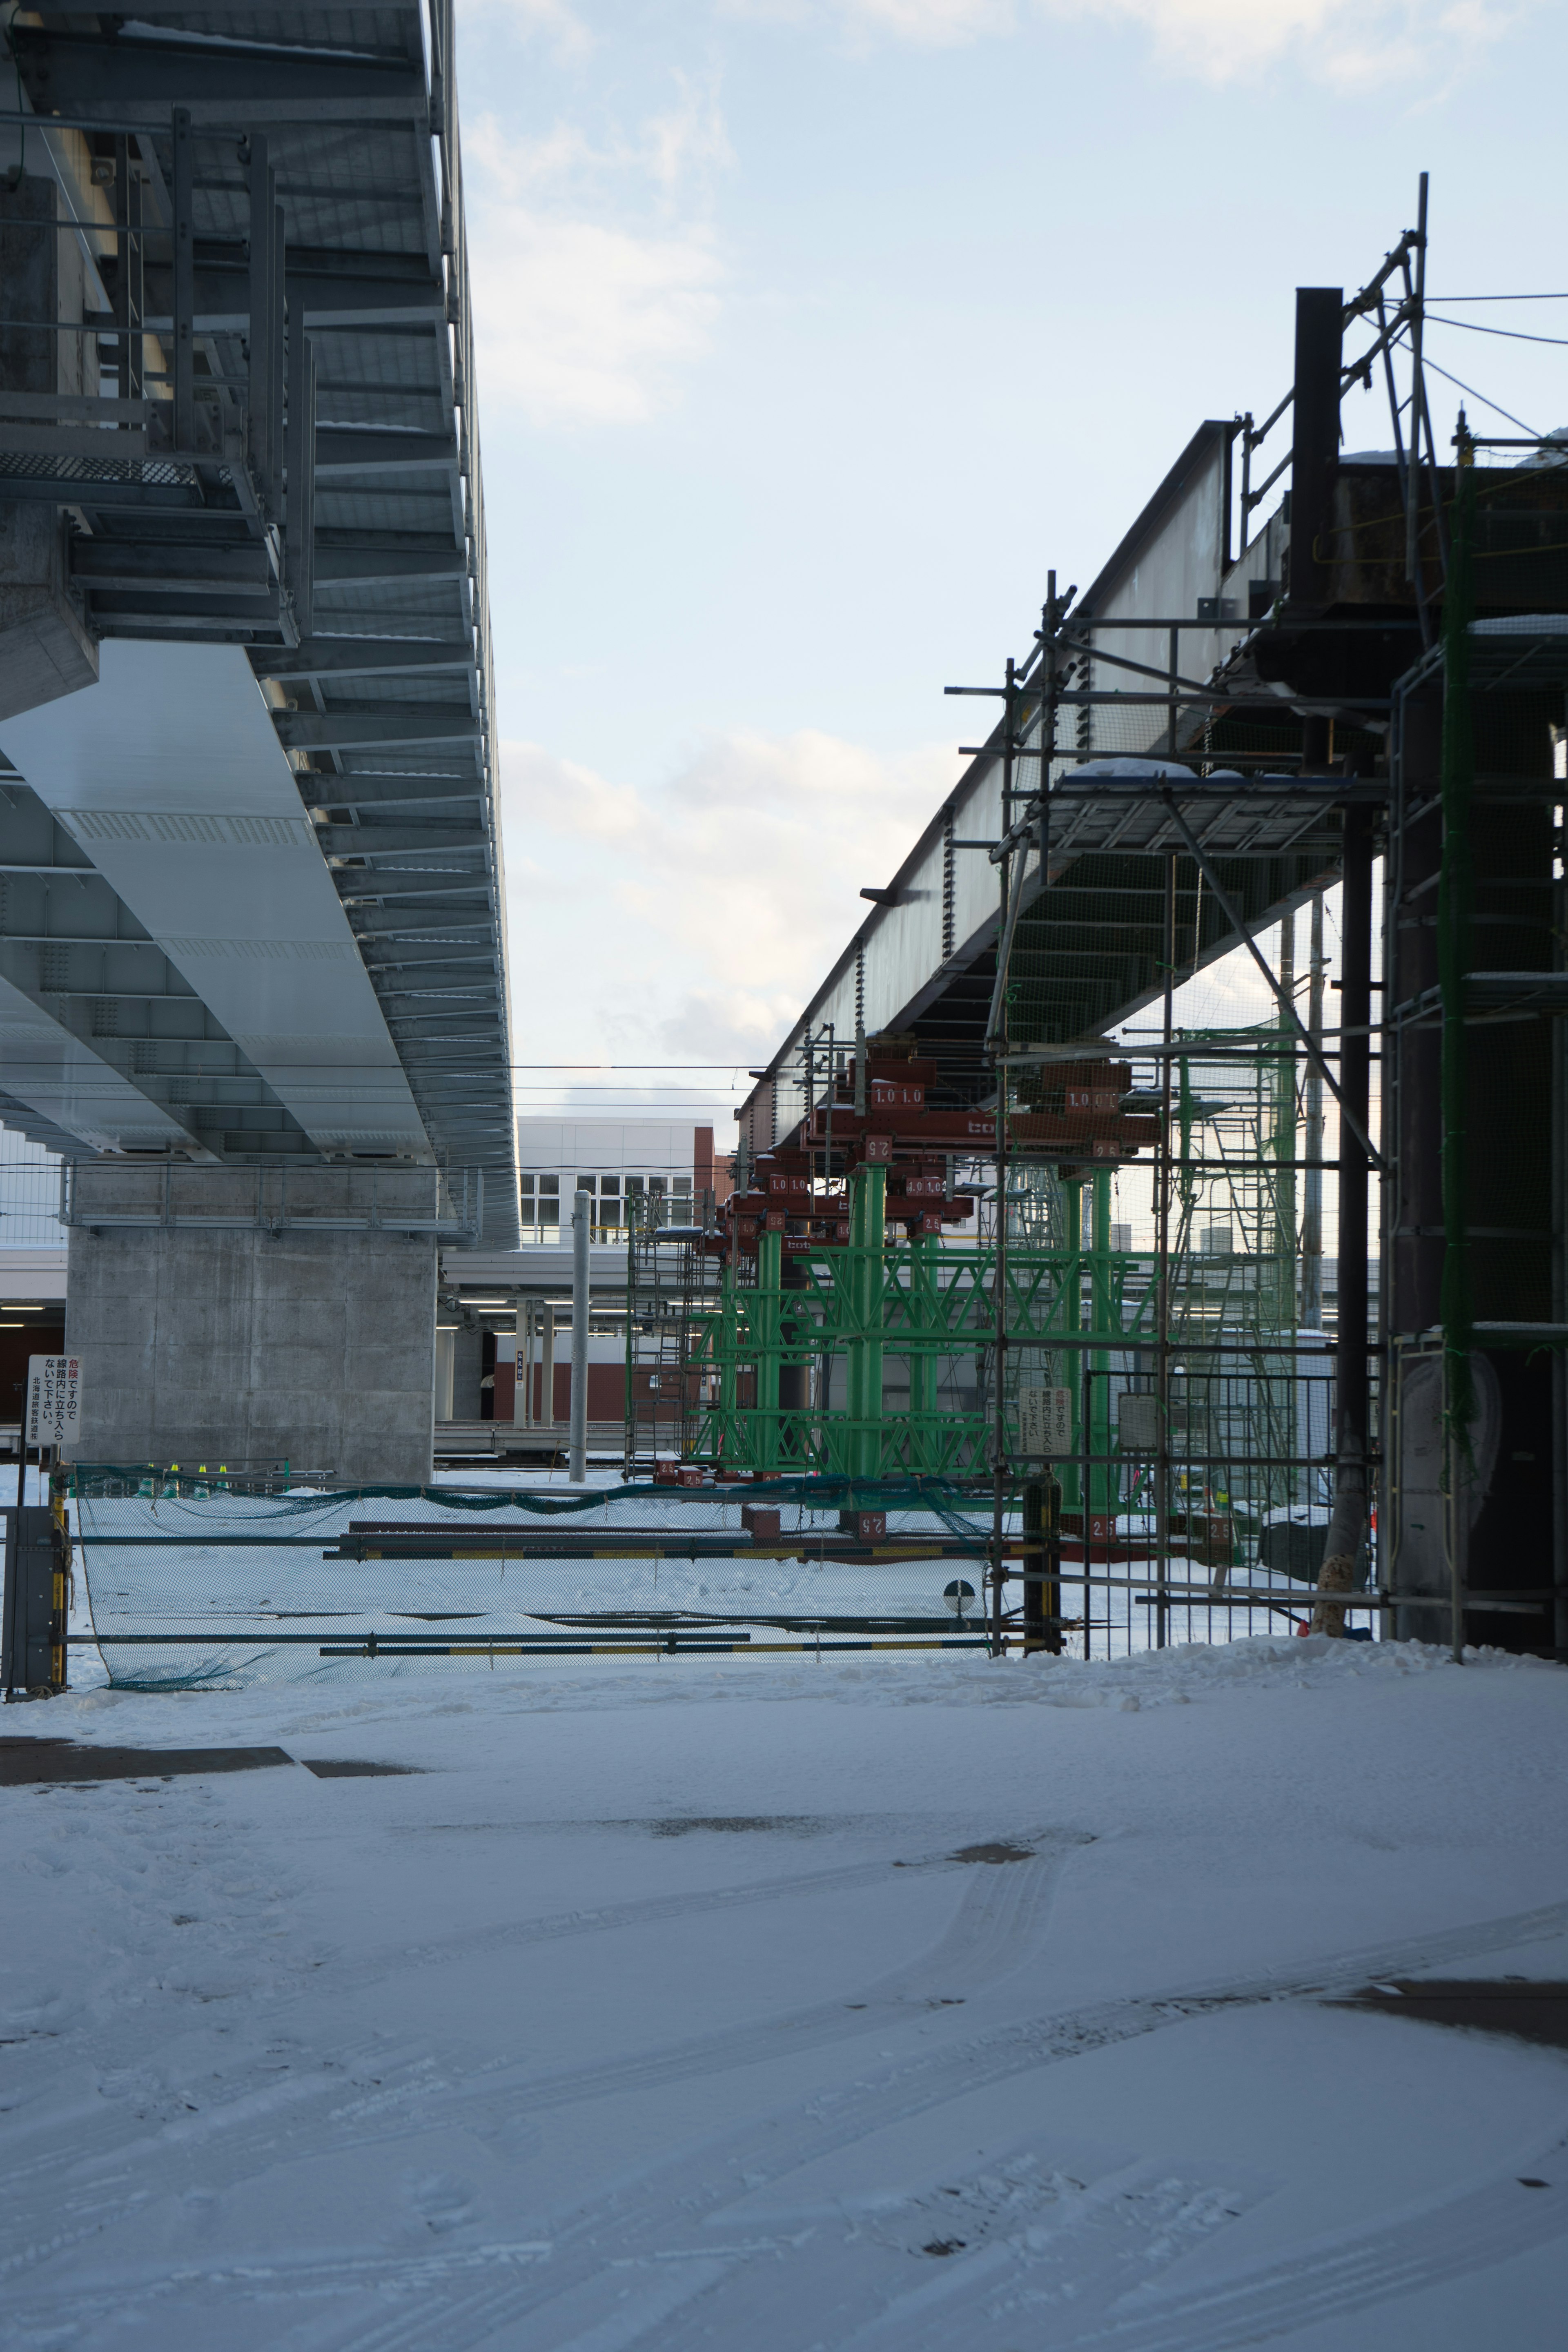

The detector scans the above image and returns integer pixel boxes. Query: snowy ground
[2,1637,1566,2349]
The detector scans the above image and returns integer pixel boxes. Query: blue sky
[461,0,1566,1122]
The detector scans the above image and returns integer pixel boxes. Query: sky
[461,0,1568,1129]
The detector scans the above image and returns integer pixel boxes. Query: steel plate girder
[336,874,491,901]
[85,601,284,635]
[314,538,470,584]
[313,430,457,476]
[374,983,502,1005]
[362,943,498,970]
[276,710,479,752]
[0,968,214,1158]
[0,794,94,875]
[129,249,447,331]
[11,25,428,119]
[257,639,474,680]
[309,780,483,812]
[0,938,198,1000]
[0,878,152,946]
[350,914,492,938]
[318,823,488,855]
[0,642,434,1160]
[71,542,271,595]
[0,21,515,1238]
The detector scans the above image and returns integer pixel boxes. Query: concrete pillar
[62,1163,437,1484]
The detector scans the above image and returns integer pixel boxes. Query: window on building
[600,1176,620,1197]
[673,1176,691,1196]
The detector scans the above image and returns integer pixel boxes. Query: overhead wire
[1426,315,1568,349]
[1415,354,1540,439]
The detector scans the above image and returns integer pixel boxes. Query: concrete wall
[63,1165,437,1483]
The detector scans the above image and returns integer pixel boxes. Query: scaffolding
[622,1005,1353,1655]
[1383,432,1568,1658]
[631,183,1567,1659]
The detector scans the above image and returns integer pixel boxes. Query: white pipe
[570,1194,589,1482]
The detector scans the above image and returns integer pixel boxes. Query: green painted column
[908,1229,940,1471]
[717,1261,740,1466]
[1089,1169,1114,1515]
[754,1229,782,1473]
[1059,1178,1083,1508]
[846,1164,886,1478]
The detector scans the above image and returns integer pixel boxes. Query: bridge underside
[904,834,1345,1108]
[741,780,1350,1153]
[0,7,516,1247]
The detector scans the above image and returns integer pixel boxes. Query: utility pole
[570,1193,590,1483]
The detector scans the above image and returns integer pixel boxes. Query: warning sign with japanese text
[25,1356,83,1449]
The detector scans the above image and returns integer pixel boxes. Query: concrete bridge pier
[62,1165,447,1486]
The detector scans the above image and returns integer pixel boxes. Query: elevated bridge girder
[0,5,516,1245]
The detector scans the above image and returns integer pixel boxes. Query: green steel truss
[634,1165,1150,1479]
[626,1019,1306,1512]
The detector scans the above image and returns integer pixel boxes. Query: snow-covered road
[2,1637,1565,2349]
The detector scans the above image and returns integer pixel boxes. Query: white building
[514,1120,728,1243]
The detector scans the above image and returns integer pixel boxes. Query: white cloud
[465,0,596,64]
[469,206,722,427]
[644,72,737,196]
[1048,0,1520,88]
[507,741,640,837]
[465,89,731,429]
[722,0,1014,40]
[837,0,1016,39]
[501,728,955,1062]
[734,0,1520,82]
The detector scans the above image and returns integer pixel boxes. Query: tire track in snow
[611,2144,1275,2352]
[0,1845,952,2221]
[849,2129,1568,2351]
[419,1831,1085,2127]
[8,1888,1567,2350]
[299,1893,1568,2352]
[0,1836,1067,2307]
[319,1846,950,1996]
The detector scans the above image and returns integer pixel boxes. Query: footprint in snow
[406,2171,479,2234]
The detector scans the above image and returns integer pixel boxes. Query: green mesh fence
[66,1449,1376,1691]
[67,1477,1009,1690]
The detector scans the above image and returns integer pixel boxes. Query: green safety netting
[65,1475,1007,1692]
